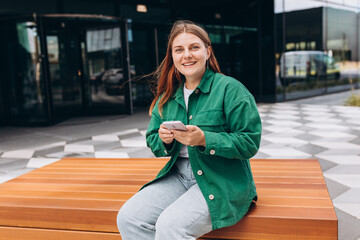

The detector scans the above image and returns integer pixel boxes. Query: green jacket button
[210,149,215,155]
[209,194,215,200]
[197,170,203,176]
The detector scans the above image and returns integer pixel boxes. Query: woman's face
[172,32,210,82]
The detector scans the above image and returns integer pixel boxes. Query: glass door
[45,32,83,122]
[41,16,130,122]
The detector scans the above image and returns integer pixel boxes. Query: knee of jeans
[117,205,133,233]
[155,210,180,234]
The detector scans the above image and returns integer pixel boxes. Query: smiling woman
[116,20,262,240]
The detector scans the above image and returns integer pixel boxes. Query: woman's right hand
[159,124,174,144]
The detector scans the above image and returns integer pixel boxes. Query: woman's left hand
[172,125,206,146]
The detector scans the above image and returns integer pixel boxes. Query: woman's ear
[206,46,211,59]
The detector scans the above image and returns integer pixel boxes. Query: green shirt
[145,69,262,230]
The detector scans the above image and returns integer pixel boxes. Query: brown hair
[149,20,221,116]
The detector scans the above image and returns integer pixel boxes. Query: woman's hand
[172,125,206,146]
[159,124,175,144]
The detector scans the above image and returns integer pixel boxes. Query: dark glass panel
[326,7,359,93]
[0,20,47,125]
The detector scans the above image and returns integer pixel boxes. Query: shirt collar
[172,68,215,99]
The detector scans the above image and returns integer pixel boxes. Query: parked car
[279,51,340,86]
[102,68,125,95]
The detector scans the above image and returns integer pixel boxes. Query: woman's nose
[184,49,192,58]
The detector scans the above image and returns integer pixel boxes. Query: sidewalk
[0,90,359,240]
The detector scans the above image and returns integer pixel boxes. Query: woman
[117,20,262,240]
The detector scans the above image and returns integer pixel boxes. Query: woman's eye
[175,49,182,53]
[192,46,199,50]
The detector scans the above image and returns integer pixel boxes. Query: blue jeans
[116,157,212,240]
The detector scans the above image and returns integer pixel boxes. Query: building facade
[0,0,358,126]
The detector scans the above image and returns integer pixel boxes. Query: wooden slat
[0,158,337,240]
[0,226,121,240]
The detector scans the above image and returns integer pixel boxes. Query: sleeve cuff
[158,137,177,156]
[197,131,217,156]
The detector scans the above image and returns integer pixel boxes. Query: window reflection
[85,27,128,108]
[275,0,360,101]
[6,21,46,123]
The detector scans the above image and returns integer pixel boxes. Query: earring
[206,59,209,69]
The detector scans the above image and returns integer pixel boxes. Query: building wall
[275,0,360,101]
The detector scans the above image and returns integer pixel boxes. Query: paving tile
[0,158,29,173]
[350,137,360,145]
[65,137,91,144]
[113,128,140,136]
[268,110,300,115]
[118,132,143,140]
[260,129,272,136]
[315,155,360,165]
[262,136,307,147]
[0,168,35,184]
[333,189,360,205]
[295,143,328,155]
[93,142,122,151]
[262,125,295,133]
[302,111,336,117]
[309,130,356,139]
[25,141,67,151]
[2,150,35,159]
[324,174,360,188]
[335,208,360,240]
[259,145,311,158]
[324,177,350,199]
[315,157,337,170]
[252,151,269,159]
[70,153,96,158]
[266,120,302,127]
[120,139,147,148]
[64,144,95,153]
[303,116,342,123]
[325,165,360,175]
[318,149,360,155]
[305,123,350,130]
[128,148,156,158]
[292,133,319,142]
[267,114,300,120]
[46,151,79,158]
[92,134,120,141]
[26,158,61,168]
[310,141,360,150]
[265,129,305,138]
[259,139,272,147]
[94,151,129,158]
[294,125,317,132]
[33,146,66,157]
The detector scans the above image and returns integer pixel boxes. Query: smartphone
[162,121,188,131]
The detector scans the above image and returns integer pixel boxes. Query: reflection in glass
[4,21,46,123]
[85,27,126,109]
[275,0,360,101]
[46,34,82,119]
[326,7,359,92]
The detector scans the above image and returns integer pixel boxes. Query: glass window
[326,6,359,93]
[0,21,47,124]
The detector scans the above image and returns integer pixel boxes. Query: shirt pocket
[193,110,226,132]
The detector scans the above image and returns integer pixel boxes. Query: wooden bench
[0,158,337,239]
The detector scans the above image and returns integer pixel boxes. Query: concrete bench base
[0,158,337,239]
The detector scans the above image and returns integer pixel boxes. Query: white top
[178,84,194,158]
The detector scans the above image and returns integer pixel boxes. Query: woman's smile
[183,61,197,67]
